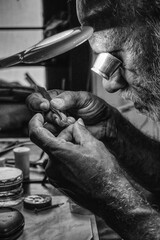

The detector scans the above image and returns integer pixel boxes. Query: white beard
[121,84,160,122]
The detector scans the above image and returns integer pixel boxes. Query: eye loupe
[91,52,122,79]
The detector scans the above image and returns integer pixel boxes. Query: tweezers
[34,85,62,120]
[25,73,62,120]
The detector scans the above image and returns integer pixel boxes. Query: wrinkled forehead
[76,0,160,30]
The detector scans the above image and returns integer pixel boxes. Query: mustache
[121,88,149,112]
[121,82,160,121]
[122,81,160,104]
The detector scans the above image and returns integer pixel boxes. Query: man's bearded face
[76,0,160,121]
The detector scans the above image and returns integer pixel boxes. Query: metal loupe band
[91,53,122,79]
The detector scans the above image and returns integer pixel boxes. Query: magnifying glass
[0,26,93,68]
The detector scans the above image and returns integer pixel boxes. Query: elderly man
[27,1,160,239]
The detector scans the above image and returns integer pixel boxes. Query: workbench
[0,138,99,240]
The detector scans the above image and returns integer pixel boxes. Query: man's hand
[26,90,118,140]
[28,113,117,211]
[28,113,160,240]
[27,89,160,193]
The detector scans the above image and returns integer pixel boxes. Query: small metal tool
[34,202,64,214]
[35,85,63,120]
[25,73,62,120]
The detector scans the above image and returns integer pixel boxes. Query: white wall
[0,0,43,27]
[0,0,46,87]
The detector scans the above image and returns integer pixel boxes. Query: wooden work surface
[15,196,99,240]
[0,138,99,240]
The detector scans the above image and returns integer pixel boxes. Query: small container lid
[13,147,30,154]
[0,167,23,188]
[23,194,52,210]
[0,207,24,239]
[0,184,22,197]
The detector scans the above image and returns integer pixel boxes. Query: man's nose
[102,67,127,93]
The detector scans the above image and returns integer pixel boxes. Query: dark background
[43,0,92,92]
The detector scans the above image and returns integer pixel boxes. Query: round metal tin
[23,194,52,210]
[0,167,23,188]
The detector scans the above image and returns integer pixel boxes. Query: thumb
[50,91,77,111]
[73,118,95,145]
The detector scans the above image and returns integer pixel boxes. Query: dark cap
[76,0,160,31]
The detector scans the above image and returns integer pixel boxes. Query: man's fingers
[58,124,74,142]
[45,111,75,125]
[57,119,95,145]
[50,91,90,112]
[57,119,96,146]
[26,89,63,112]
[29,113,61,152]
[72,119,96,145]
[29,113,74,155]
[43,122,60,136]
[29,113,53,146]
[27,92,50,112]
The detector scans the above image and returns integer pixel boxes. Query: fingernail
[78,118,85,126]
[40,102,49,111]
[67,117,76,124]
[51,98,64,108]
[60,112,67,122]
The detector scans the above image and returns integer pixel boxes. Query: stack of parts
[0,167,23,207]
